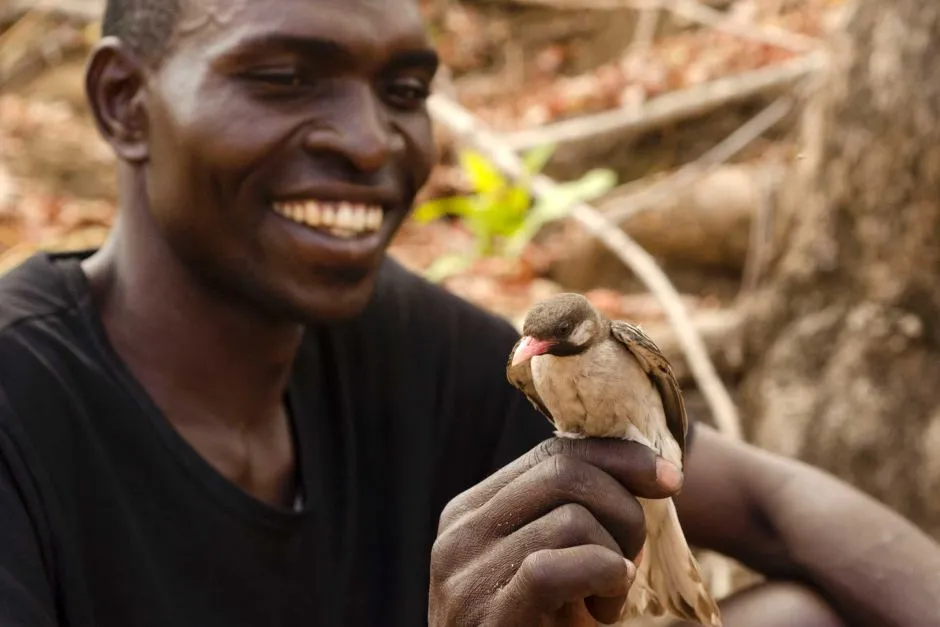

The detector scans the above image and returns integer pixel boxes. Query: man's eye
[385,78,431,108]
[245,69,302,88]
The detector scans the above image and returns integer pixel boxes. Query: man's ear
[85,37,150,163]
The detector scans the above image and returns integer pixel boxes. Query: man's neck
[81,217,304,433]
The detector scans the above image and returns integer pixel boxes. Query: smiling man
[1,0,939,626]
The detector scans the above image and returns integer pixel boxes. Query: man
[0,0,938,625]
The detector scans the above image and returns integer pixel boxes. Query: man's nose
[303,87,400,173]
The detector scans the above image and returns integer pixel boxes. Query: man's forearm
[760,452,940,626]
[678,426,940,627]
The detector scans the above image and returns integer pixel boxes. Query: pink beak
[511,336,556,367]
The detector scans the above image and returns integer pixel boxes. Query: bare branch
[490,0,820,53]
[499,51,825,153]
[603,96,795,224]
[656,0,819,53]
[428,93,743,440]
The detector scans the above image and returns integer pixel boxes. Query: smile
[271,200,384,239]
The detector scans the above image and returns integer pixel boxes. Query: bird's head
[512,293,607,366]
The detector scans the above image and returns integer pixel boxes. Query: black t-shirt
[0,251,554,626]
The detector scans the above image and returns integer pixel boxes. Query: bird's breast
[530,340,668,443]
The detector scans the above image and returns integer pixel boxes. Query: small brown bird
[506,293,722,627]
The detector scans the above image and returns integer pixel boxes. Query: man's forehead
[170,0,426,52]
[176,0,248,36]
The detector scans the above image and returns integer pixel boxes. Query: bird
[506,292,722,627]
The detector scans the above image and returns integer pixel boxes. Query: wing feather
[609,320,688,462]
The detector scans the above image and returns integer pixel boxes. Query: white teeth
[305,202,320,226]
[322,204,335,227]
[329,227,356,239]
[336,202,353,230]
[369,207,383,230]
[272,200,384,237]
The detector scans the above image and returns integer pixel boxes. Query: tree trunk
[740,0,940,537]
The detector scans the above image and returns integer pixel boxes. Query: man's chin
[273,273,380,326]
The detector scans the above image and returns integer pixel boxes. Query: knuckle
[531,435,587,465]
[429,534,452,571]
[516,549,557,601]
[437,500,463,532]
[438,571,465,606]
[551,503,595,544]
[542,454,593,500]
[530,438,561,466]
[556,501,593,525]
[437,492,473,532]
[429,525,467,574]
[428,573,470,627]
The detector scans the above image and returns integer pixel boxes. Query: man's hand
[429,438,685,626]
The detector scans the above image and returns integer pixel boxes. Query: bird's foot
[554,430,587,439]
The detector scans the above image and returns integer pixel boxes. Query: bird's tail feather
[619,497,722,627]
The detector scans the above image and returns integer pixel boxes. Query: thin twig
[0,8,46,54]
[428,94,743,440]
[500,51,825,153]
[6,0,101,21]
[496,0,820,53]
[739,155,784,297]
[655,0,818,53]
[631,6,660,52]
[603,96,794,224]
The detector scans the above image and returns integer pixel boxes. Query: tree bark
[740,0,940,537]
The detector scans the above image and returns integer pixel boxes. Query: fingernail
[634,546,644,567]
[624,558,637,581]
[656,458,684,492]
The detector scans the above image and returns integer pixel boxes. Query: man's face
[141,0,438,322]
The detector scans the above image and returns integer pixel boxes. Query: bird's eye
[559,321,572,335]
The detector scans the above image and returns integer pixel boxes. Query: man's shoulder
[369,256,520,346]
[0,251,97,429]
[0,251,81,335]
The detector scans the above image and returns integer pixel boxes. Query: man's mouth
[271,199,385,239]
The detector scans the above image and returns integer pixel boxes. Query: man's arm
[677,424,940,626]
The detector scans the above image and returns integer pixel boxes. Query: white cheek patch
[569,319,595,346]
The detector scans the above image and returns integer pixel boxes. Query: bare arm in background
[678,424,940,627]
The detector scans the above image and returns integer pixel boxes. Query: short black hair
[101,0,182,64]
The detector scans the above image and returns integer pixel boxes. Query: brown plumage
[506,293,722,627]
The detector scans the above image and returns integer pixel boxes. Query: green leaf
[483,190,528,234]
[502,168,618,256]
[503,186,532,213]
[522,143,557,176]
[459,150,506,194]
[558,168,618,203]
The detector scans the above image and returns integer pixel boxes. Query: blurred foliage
[413,146,617,281]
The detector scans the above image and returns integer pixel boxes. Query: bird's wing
[506,337,557,428]
[609,320,688,462]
